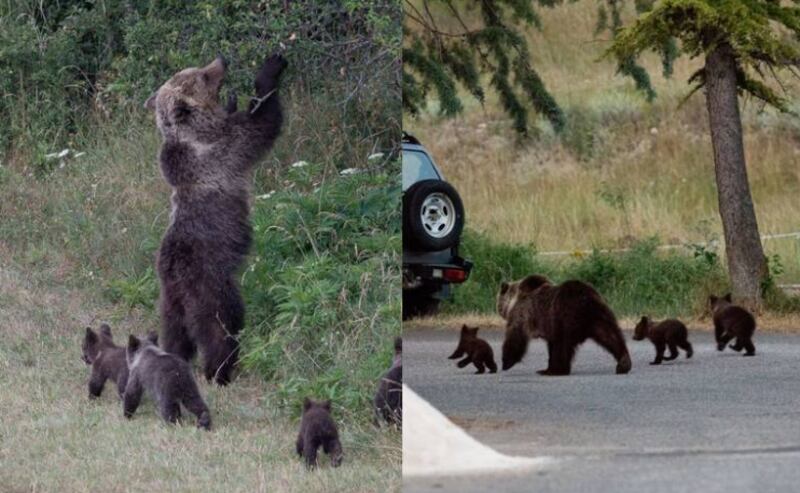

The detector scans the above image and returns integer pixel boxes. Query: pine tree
[607,0,800,309]
[403,0,565,135]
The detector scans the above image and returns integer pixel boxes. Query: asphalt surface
[404,328,800,492]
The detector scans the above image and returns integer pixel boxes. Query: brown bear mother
[145,54,286,385]
[497,275,632,375]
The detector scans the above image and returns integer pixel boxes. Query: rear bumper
[402,256,473,290]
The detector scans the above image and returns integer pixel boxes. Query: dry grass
[405,0,800,282]
[0,259,400,492]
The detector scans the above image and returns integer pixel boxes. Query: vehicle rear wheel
[402,289,441,320]
[403,180,464,251]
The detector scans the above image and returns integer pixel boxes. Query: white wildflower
[340,168,360,176]
[291,161,308,168]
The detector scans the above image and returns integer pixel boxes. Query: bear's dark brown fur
[633,316,693,365]
[709,294,756,356]
[123,335,211,430]
[448,325,497,374]
[497,275,632,375]
[296,398,343,469]
[82,324,158,399]
[373,337,402,426]
[145,54,286,385]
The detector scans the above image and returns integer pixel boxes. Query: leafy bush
[0,0,400,161]
[445,231,727,318]
[239,162,400,419]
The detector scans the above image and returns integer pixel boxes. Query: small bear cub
[123,334,211,430]
[296,397,343,469]
[633,317,693,365]
[709,294,757,356]
[82,324,157,400]
[373,337,402,427]
[448,325,497,374]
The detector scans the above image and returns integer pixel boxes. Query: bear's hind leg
[742,338,756,356]
[591,323,631,374]
[474,359,486,374]
[324,438,343,467]
[679,340,694,358]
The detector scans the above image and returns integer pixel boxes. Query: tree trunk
[704,43,767,311]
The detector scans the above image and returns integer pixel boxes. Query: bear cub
[709,294,757,356]
[82,324,157,400]
[123,334,211,430]
[373,337,402,426]
[633,316,693,365]
[448,325,497,374]
[296,398,343,469]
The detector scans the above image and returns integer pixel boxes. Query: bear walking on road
[709,294,757,356]
[633,316,693,365]
[497,275,631,376]
[448,325,497,374]
[144,54,286,385]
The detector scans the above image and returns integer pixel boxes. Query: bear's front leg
[122,376,143,418]
[254,54,287,97]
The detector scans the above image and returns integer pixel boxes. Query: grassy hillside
[404,0,800,316]
[0,1,401,490]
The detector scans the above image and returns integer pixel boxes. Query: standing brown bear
[145,54,286,385]
[633,316,693,365]
[709,294,757,356]
[296,398,343,469]
[497,275,632,375]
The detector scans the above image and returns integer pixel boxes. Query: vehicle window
[402,150,440,191]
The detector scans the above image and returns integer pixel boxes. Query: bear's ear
[146,331,159,345]
[144,92,157,111]
[85,327,97,343]
[128,335,141,352]
[723,293,732,302]
[520,275,548,293]
[709,295,717,304]
[640,316,648,324]
[460,324,468,333]
[303,397,312,412]
[499,282,509,295]
[322,400,332,412]
[99,324,112,338]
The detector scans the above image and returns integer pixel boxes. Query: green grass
[0,262,400,492]
[0,91,400,491]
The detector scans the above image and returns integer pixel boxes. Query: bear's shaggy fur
[448,325,497,374]
[82,324,158,399]
[373,337,402,426]
[633,316,693,365]
[123,335,211,430]
[497,275,632,375]
[296,398,343,469]
[709,294,757,356]
[145,54,286,385]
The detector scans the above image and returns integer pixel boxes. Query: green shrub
[445,231,727,318]
[239,162,400,419]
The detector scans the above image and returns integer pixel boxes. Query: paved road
[404,328,800,492]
